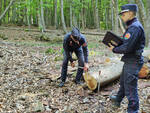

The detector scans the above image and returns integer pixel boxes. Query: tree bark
[40,0,46,32]
[54,0,58,29]
[69,0,73,28]
[111,0,114,31]
[113,0,119,34]
[135,0,148,47]
[60,0,67,33]
[0,0,15,21]
[95,0,100,30]
[89,57,123,88]
[0,0,2,24]
[118,17,125,33]
[146,0,150,47]
[128,0,135,3]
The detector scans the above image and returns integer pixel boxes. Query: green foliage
[45,48,56,54]
[1,0,149,31]
[60,48,64,54]
[0,34,8,40]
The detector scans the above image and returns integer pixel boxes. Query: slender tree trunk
[98,0,101,30]
[0,0,15,21]
[69,0,73,28]
[81,0,85,29]
[118,17,125,33]
[0,0,2,24]
[40,0,46,32]
[11,3,16,24]
[45,1,49,27]
[54,0,58,29]
[146,0,150,47]
[105,8,108,30]
[4,0,7,23]
[113,0,119,34]
[38,12,43,32]
[60,0,67,33]
[110,2,114,31]
[26,5,31,29]
[95,0,100,30]
[135,0,148,47]
[128,0,135,3]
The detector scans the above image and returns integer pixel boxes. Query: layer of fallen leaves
[0,42,150,113]
[0,27,150,113]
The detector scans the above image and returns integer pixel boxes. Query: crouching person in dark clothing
[109,4,145,113]
[59,27,89,87]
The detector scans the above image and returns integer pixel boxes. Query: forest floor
[0,26,150,113]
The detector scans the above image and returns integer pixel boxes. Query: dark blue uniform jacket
[113,18,145,63]
[63,32,88,63]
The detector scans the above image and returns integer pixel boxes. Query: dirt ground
[0,27,150,113]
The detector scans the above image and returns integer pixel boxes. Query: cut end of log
[139,64,150,79]
[83,72,97,91]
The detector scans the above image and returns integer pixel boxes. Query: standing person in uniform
[109,4,145,113]
[59,27,89,87]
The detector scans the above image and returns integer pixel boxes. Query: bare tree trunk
[40,0,46,32]
[135,0,148,47]
[105,8,108,30]
[80,0,84,29]
[0,0,2,24]
[95,0,100,31]
[54,0,58,29]
[0,0,15,21]
[11,3,16,24]
[60,0,67,33]
[69,0,73,28]
[38,12,43,32]
[113,0,119,34]
[118,17,125,33]
[146,0,150,47]
[128,0,135,3]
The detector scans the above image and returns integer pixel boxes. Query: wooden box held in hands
[102,31,123,47]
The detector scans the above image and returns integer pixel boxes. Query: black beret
[119,4,138,15]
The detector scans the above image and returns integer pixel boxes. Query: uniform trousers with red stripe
[116,60,143,113]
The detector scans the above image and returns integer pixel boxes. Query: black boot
[58,81,65,87]
[110,95,120,107]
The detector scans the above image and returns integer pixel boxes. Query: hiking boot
[110,95,120,107]
[58,81,65,87]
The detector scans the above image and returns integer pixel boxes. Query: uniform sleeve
[113,26,141,54]
[63,35,73,63]
[81,37,89,63]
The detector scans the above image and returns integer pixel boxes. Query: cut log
[89,57,123,87]
[83,57,123,91]
[139,49,150,78]
[84,49,150,90]
[139,64,150,78]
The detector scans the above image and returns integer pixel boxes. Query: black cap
[71,27,81,40]
[119,4,138,15]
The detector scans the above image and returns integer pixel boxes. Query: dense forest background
[0,0,149,46]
